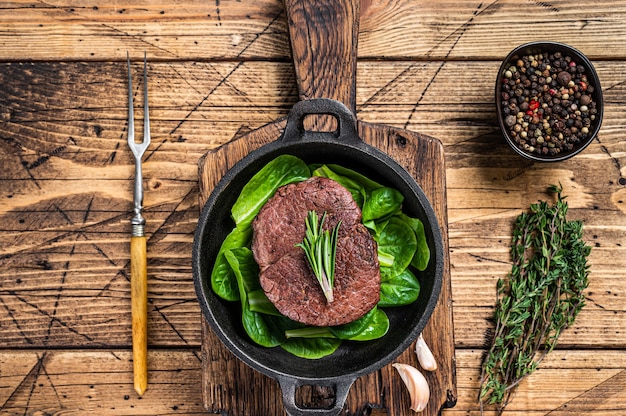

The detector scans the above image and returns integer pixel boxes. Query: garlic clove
[415,333,437,372]
[392,363,430,412]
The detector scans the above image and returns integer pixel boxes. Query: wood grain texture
[130,235,148,396]
[1,0,626,414]
[2,0,626,61]
[285,0,359,112]
[1,349,624,415]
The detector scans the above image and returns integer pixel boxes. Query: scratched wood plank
[2,0,626,60]
[1,60,625,350]
[1,60,624,156]
[451,349,626,415]
[0,350,207,415]
[1,349,625,415]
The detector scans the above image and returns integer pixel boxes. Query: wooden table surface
[1,1,625,415]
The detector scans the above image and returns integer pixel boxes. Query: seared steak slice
[252,176,361,266]
[252,177,380,327]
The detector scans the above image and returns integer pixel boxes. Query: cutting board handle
[284,0,359,114]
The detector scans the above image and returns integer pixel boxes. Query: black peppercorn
[557,71,572,86]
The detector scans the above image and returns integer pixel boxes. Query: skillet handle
[281,98,360,145]
[278,376,356,416]
[284,0,359,114]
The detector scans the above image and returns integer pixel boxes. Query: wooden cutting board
[197,117,456,415]
[197,0,455,414]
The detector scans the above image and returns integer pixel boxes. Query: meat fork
[127,52,150,396]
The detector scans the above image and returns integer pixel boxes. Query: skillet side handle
[284,0,359,114]
[281,99,360,146]
[279,376,356,416]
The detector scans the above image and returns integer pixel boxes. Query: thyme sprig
[296,211,341,304]
[479,184,591,414]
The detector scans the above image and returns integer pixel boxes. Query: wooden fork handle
[131,235,148,396]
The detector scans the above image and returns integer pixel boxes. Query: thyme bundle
[479,185,591,414]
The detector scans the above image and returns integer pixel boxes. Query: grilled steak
[252,177,380,327]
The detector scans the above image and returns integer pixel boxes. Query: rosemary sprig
[296,211,341,304]
[479,184,591,414]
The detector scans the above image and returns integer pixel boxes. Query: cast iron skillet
[192,98,444,416]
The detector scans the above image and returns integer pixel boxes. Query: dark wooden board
[197,117,456,415]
